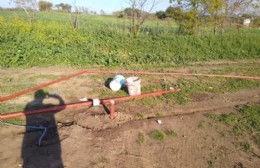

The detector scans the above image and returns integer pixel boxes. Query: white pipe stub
[92,99,100,106]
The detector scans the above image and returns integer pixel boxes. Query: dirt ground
[0,63,259,168]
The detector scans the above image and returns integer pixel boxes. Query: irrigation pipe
[0,88,181,120]
[0,69,259,103]
[85,70,260,80]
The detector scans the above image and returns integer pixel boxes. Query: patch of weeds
[240,141,253,153]
[28,75,59,82]
[137,132,145,144]
[218,113,237,125]
[233,162,244,168]
[140,97,158,107]
[213,63,260,76]
[198,121,206,129]
[92,86,128,98]
[206,113,239,125]
[1,77,12,83]
[155,112,163,118]
[164,129,177,137]
[207,153,218,168]
[206,105,260,145]
[220,79,260,92]
[205,113,219,121]
[171,112,178,116]
[218,131,227,137]
[141,83,161,93]
[0,118,25,126]
[239,105,260,132]
[172,91,189,105]
[0,103,24,114]
[172,78,219,105]
[217,146,228,158]
[136,113,145,119]
[207,160,214,168]
[232,125,244,136]
[0,83,34,96]
[149,130,164,141]
[172,75,260,106]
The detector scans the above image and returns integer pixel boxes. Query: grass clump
[136,113,145,119]
[239,141,253,153]
[198,121,206,129]
[155,112,163,118]
[0,103,24,114]
[164,129,177,137]
[149,130,165,141]
[0,118,25,126]
[206,105,260,145]
[205,113,237,125]
[138,132,145,144]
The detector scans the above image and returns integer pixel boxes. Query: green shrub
[149,130,165,141]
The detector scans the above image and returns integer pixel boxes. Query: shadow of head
[34,90,48,99]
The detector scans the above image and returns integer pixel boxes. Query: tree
[202,0,258,33]
[168,0,259,34]
[11,0,37,24]
[167,0,204,35]
[224,0,258,17]
[126,0,158,36]
[199,0,225,34]
[156,11,167,19]
[55,3,72,13]
[71,0,79,29]
[100,9,106,15]
[39,1,53,11]
[123,7,142,17]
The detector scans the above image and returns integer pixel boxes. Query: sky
[0,0,171,14]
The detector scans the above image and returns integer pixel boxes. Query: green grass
[136,113,145,119]
[206,105,260,145]
[0,10,259,68]
[198,121,206,129]
[0,103,24,114]
[149,130,165,141]
[0,118,25,126]
[164,129,177,137]
[155,112,164,118]
[239,141,253,153]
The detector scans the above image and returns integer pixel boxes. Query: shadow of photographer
[22,90,64,168]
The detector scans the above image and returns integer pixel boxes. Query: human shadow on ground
[22,90,64,168]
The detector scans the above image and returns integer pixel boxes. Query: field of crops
[0,10,259,68]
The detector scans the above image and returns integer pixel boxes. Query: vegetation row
[0,16,259,68]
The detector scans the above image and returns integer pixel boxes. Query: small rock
[157,120,162,124]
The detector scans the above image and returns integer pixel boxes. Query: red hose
[0,88,181,120]
[86,70,260,80]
